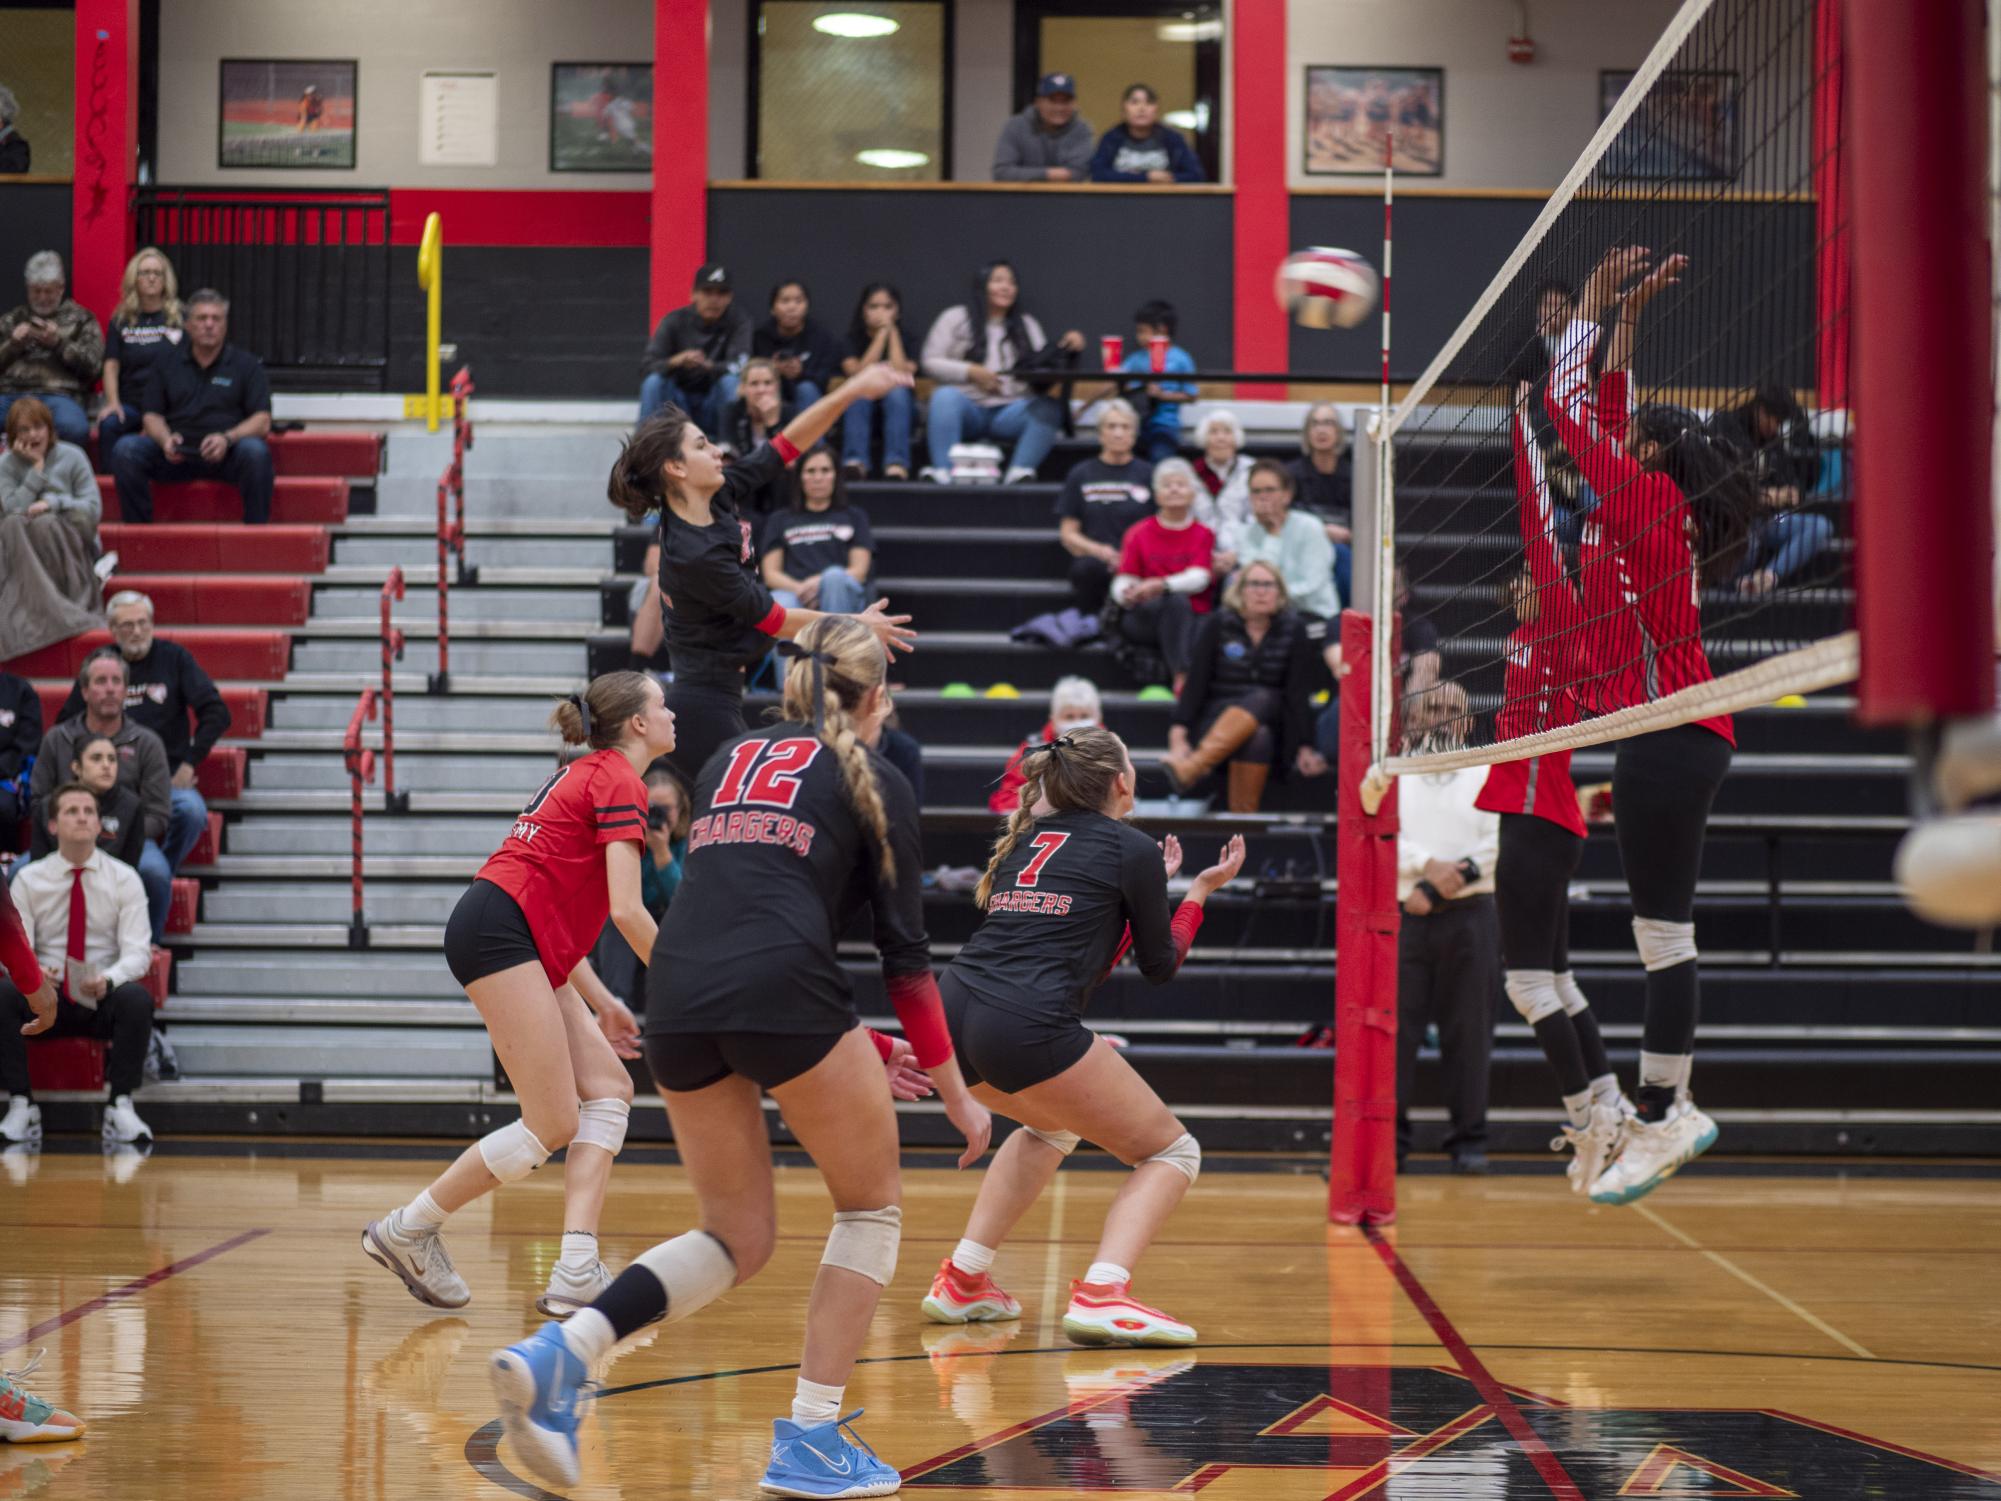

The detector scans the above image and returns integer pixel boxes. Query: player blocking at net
[490,616,991,1498]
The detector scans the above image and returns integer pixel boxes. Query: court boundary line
[0,1228,271,1356]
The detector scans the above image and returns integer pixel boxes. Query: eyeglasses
[1248,486,1287,496]
[1243,579,1280,589]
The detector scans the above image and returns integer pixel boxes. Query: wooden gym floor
[4,1141,1999,1499]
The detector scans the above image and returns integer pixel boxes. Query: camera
[647,805,671,830]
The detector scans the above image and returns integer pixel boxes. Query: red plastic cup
[1147,334,1169,373]
[1100,334,1124,371]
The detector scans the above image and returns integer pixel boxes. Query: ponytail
[610,406,697,523]
[550,670,655,752]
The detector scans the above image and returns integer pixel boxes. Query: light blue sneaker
[759,1409,902,1497]
[489,1321,586,1488]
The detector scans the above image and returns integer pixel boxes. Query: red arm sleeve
[755,601,788,637]
[1597,370,1631,446]
[864,1027,895,1062]
[885,971,954,1069]
[0,884,43,995]
[772,433,801,466]
[1169,901,1204,967]
[1544,322,1647,512]
[1094,924,1135,987]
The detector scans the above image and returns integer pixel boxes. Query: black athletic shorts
[644,1019,855,1094]
[443,879,542,987]
[941,969,1096,1094]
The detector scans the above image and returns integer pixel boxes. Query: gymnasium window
[750,1,951,182]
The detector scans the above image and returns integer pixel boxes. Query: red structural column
[1811,0,1847,413]
[1231,0,1289,397]
[651,0,710,327]
[71,0,139,323]
[1845,0,1995,724]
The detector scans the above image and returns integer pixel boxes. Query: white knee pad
[635,1229,737,1323]
[821,1206,902,1287]
[1145,1132,1201,1185]
[1632,917,1698,972]
[1554,971,1591,1016]
[1023,1125,1081,1156]
[1505,969,1564,1025]
[572,1097,631,1156]
[477,1118,552,1183]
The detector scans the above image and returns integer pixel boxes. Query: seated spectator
[1,782,158,1145]
[989,674,1103,815]
[109,289,273,525]
[1109,457,1214,686]
[0,84,28,173]
[760,447,873,615]
[58,590,230,889]
[1288,402,1354,606]
[1115,299,1197,462]
[753,278,844,408]
[29,733,144,868]
[921,260,1082,485]
[1164,561,1325,811]
[1711,384,1834,597]
[720,359,798,515]
[1089,83,1205,183]
[29,649,173,941]
[0,669,39,854]
[0,251,103,448]
[1055,399,1153,613]
[639,263,750,433]
[1228,461,1340,657]
[1193,408,1252,551]
[993,71,1093,182]
[878,713,925,807]
[839,282,917,480]
[95,247,185,457]
[589,764,689,1010]
[1,397,106,650]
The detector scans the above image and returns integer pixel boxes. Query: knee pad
[1631,917,1697,972]
[477,1118,552,1183]
[1144,1132,1201,1185]
[1022,1125,1081,1156]
[1554,971,1591,1017]
[1505,970,1564,1025]
[636,1229,737,1323]
[821,1205,902,1287]
[572,1097,631,1157]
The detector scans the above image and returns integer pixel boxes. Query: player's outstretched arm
[781,363,914,454]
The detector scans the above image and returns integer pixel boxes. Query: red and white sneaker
[920,1258,1022,1324]
[1061,1280,1196,1348]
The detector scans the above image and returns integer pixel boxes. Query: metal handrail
[343,689,378,949]
[379,567,407,810]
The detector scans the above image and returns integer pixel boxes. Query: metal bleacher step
[320,561,613,587]
[164,1023,490,1078]
[292,638,585,676]
[221,817,505,856]
[262,695,572,733]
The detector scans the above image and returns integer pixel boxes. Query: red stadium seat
[270,430,383,480]
[97,476,349,525]
[29,683,266,739]
[144,946,171,1005]
[168,878,200,934]
[108,575,313,627]
[4,629,290,682]
[26,1036,104,1093]
[97,523,330,574]
[185,812,224,868]
[195,746,247,799]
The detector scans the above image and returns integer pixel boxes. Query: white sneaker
[919,465,952,485]
[93,550,120,584]
[536,1258,613,1319]
[1588,1099,1719,1206]
[1,1096,41,1146]
[1003,465,1039,485]
[363,1212,472,1309]
[101,1095,152,1144]
[1551,1100,1627,1195]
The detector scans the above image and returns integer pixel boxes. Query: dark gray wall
[0,184,74,302]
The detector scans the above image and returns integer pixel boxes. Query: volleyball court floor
[5,1141,1998,1499]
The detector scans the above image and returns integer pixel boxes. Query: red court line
[1363,1225,1586,1501]
[0,1228,271,1355]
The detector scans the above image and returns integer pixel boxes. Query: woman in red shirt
[1110,458,1215,689]
[363,670,677,1316]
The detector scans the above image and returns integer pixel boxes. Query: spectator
[839,282,917,479]
[0,251,103,448]
[1115,299,1197,462]
[1,396,105,632]
[58,590,230,887]
[589,764,689,1011]
[1395,564,1443,697]
[1089,83,1206,183]
[1109,457,1214,686]
[29,734,144,869]
[878,712,926,807]
[1394,712,1501,1174]
[29,649,173,942]
[110,289,273,526]
[1711,384,1833,598]
[0,783,157,1146]
[0,669,39,852]
[753,279,844,408]
[718,357,799,504]
[1055,399,1153,613]
[1228,458,1340,637]
[639,263,750,432]
[920,261,1083,485]
[760,447,873,615]
[992,71,1093,182]
[989,674,1102,815]
[96,247,185,456]
[1164,561,1325,811]
[0,84,28,173]
[1287,402,1354,606]
[1193,408,1252,554]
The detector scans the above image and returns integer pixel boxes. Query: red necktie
[65,866,87,998]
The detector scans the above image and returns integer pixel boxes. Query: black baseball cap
[1037,72,1077,98]
[693,263,731,291]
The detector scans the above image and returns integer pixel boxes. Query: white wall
[709,0,748,179]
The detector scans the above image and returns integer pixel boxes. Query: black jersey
[657,440,794,681]
[648,720,929,1035]
[946,809,1191,1018]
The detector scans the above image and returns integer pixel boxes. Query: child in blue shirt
[1118,299,1197,462]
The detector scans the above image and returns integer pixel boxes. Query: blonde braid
[975,758,1050,910]
[820,691,896,883]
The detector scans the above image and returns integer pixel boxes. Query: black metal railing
[132,187,393,391]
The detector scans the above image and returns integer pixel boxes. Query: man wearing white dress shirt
[0,783,155,1146]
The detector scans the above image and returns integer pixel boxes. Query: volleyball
[1276,246,1379,329]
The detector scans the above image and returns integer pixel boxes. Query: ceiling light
[1158,19,1222,42]
[815,12,900,38]
[856,148,930,169]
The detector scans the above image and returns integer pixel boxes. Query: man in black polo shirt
[109,288,273,524]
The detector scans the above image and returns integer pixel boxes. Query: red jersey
[476,748,649,986]
[0,882,42,994]
[1118,516,1216,613]
[1545,327,1733,746]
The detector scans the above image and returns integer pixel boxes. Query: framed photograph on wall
[1304,66,1442,176]
[218,58,357,170]
[550,63,654,172]
[1598,69,1740,181]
